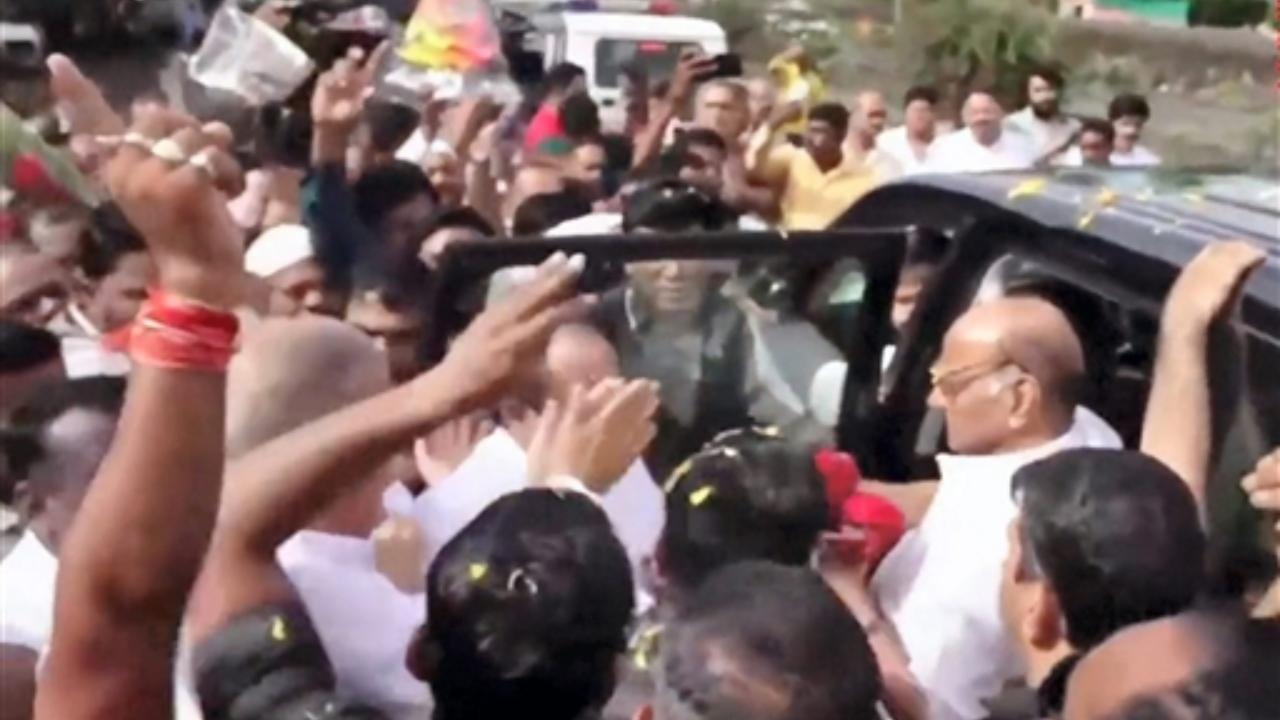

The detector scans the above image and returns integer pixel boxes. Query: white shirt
[876,126,931,175]
[0,530,205,720]
[411,428,665,611]
[870,407,1122,720]
[1110,145,1162,167]
[395,128,455,167]
[1005,108,1079,159]
[278,531,430,720]
[925,128,1037,174]
[0,530,58,651]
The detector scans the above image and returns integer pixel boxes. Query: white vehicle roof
[537,12,726,42]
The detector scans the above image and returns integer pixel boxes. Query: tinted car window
[594,40,697,89]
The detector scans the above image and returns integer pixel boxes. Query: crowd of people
[0,14,1277,720]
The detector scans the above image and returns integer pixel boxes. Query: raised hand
[311,43,389,133]
[102,105,246,309]
[1242,448,1280,537]
[46,53,125,137]
[422,252,588,413]
[414,413,495,487]
[1162,241,1265,339]
[526,378,660,495]
[668,51,718,106]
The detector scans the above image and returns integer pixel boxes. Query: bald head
[953,296,1085,412]
[963,92,1004,145]
[226,316,390,457]
[545,323,619,402]
[933,296,1085,454]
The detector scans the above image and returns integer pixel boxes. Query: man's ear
[1026,583,1066,651]
[1007,375,1040,431]
[405,624,440,682]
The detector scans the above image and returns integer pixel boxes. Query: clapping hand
[526,378,661,495]
[102,105,246,309]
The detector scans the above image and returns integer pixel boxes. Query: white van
[526,10,728,124]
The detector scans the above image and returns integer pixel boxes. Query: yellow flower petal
[1007,178,1048,200]
[690,486,715,507]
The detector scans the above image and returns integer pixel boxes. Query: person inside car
[593,179,842,477]
[861,294,1123,720]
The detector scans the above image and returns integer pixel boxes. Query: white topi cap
[244,224,315,278]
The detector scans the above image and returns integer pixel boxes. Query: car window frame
[878,209,1280,479]
[427,229,910,467]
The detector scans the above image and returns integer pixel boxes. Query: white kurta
[925,129,1037,174]
[411,428,665,611]
[870,408,1122,720]
[278,531,431,720]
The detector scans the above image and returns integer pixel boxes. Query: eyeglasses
[928,357,1019,400]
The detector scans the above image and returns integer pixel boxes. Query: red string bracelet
[128,288,239,372]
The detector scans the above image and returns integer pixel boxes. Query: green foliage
[897,0,1060,109]
[1187,0,1269,27]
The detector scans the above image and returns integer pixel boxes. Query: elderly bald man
[855,296,1123,720]
[925,91,1036,173]
[224,316,430,719]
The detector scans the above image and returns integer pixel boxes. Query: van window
[594,39,698,88]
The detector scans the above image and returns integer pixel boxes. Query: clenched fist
[102,105,246,309]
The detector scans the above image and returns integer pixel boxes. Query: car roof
[866,168,1280,309]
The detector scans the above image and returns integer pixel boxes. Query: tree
[1187,0,1269,28]
[896,0,1060,112]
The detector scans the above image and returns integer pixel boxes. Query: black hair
[1012,449,1205,650]
[10,376,127,430]
[352,161,440,232]
[903,85,940,108]
[423,489,634,720]
[678,127,728,155]
[1108,93,1151,122]
[541,62,586,101]
[6,376,126,495]
[1103,608,1280,720]
[808,102,851,137]
[658,561,880,720]
[659,430,829,592]
[1027,65,1066,90]
[425,207,496,239]
[1080,117,1116,144]
[600,133,635,198]
[560,92,602,141]
[512,190,593,237]
[364,99,421,155]
[649,129,728,182]
[81,203,147,281]
[622,180,735,234]
[0,320,61,375]
[350,251,436,315]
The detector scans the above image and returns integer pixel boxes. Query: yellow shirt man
[750,129,878,231]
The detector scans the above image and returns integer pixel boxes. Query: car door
[425,228,911,480]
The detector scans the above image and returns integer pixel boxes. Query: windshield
[593,38,701,88]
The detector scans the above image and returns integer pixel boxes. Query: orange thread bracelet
[127,289,239,372]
